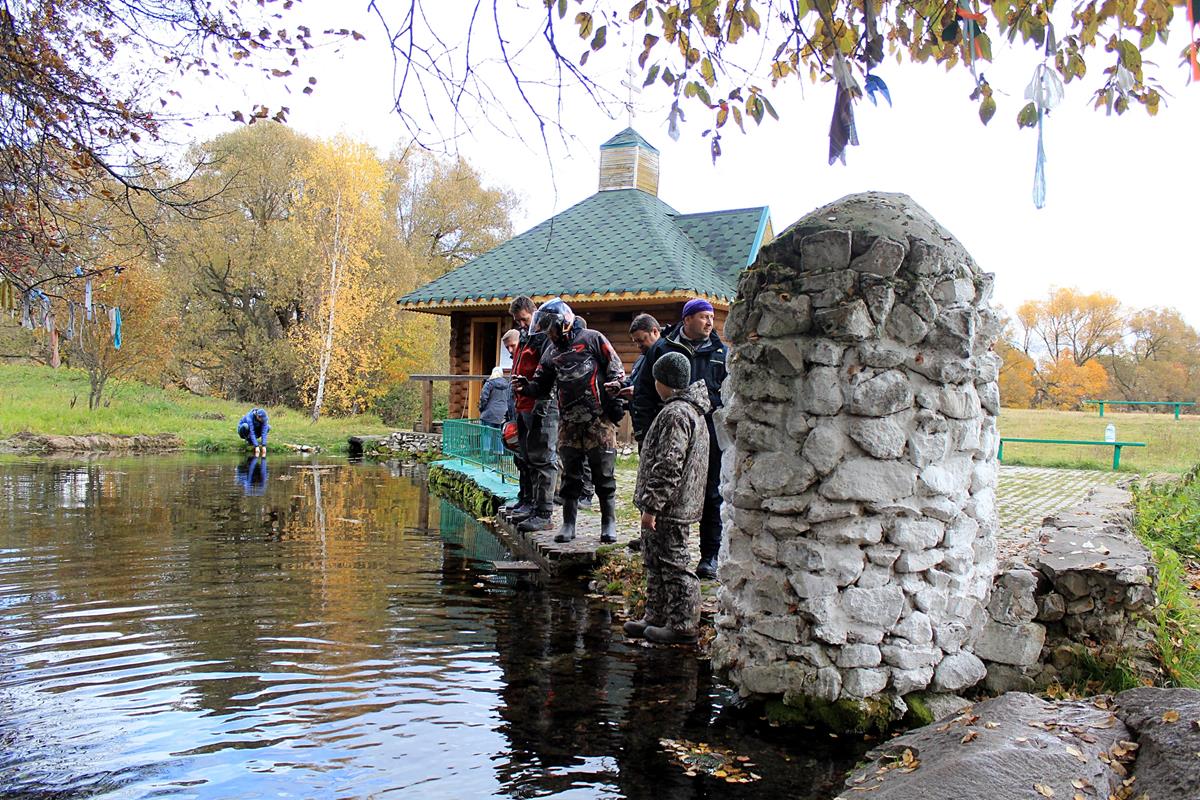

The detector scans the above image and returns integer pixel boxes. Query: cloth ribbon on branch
[1025,26,1064,209]
[828,51,861,165]
[862,0,892,107]
[1189,0,1199,80]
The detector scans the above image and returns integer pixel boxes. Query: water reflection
[0,456,859,799]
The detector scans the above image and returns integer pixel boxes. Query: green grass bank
[999,407,1200,473]
[1132,467,1200,688]
[0,364,390,453]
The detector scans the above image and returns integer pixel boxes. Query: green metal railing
[440,418,519,484]
[1083,399,1196,419]
[998,437,1146,470]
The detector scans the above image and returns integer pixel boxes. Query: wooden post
[422,379,433,433]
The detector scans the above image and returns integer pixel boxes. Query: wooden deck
[494,500,640,577]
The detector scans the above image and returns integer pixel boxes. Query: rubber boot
[554,497,578,543]
[644,625,698,645]
[599,495,617,544]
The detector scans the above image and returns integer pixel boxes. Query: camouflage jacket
[634,381,711,524]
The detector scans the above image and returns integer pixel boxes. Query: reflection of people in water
[235,456,269,496]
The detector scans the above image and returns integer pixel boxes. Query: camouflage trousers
[643,519,700,634]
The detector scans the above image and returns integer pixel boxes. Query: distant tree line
[998,288,1200,411]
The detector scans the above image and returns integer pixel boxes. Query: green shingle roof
[601,127,659,152]
[398,188,769,309]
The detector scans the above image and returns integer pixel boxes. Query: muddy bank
[1,432,185,454]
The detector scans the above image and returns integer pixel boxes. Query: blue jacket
[479,376,514,426]
[238,408,271,446]
[631,322,727,442]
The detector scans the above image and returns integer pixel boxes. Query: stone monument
[711,191,1004,725]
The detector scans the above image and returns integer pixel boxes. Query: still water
[0,456,857,799]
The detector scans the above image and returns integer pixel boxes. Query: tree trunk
[311,193,343,422]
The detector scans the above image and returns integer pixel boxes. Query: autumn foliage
[999,288,1200,412]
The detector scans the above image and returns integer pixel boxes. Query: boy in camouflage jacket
[627,351,711,644]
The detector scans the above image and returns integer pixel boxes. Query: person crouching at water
[238,408,270,457]
[626,351,710,645]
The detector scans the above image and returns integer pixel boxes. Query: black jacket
[523,322,625,425]
[631,322,727,441]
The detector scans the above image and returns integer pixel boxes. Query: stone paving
[995,465,1122,558]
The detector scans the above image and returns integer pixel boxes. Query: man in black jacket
[516,298,625,544]
[631,298,727,579]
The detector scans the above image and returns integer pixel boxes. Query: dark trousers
[559,446,616,504]
[699,428,722,563]
[517,403,559,516]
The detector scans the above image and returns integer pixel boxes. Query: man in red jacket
[507,296,560,531]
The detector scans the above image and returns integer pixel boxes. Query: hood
[668,380,712,415]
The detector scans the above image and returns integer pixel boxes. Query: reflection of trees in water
[2,458,514,719]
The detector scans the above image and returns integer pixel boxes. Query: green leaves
[980,95,997,124]
[1017,101,1039,128]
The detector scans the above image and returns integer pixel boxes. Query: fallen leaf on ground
[1035,783,1055,797]
[1163,710,1181,723]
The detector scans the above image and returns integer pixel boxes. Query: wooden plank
[491,560,541,573]
[421,379,433,433]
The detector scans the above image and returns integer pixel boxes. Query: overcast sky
[195,3,1200,328]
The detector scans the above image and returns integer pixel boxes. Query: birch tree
[293,137,386,421]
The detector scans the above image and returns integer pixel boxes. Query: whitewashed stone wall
[711,192,1004,708]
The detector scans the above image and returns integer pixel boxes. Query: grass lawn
[998,407,1200,473]
[0,364,391,453]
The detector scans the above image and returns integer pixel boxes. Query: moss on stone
[768,694,900,734]
[428,464,501,518]
[902,693,934,727]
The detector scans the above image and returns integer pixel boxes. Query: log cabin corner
[397,128,773,423]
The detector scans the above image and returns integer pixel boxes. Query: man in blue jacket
[631,298,727,579]
[237,408,271,457]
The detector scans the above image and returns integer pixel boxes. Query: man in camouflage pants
[625,351,710,645]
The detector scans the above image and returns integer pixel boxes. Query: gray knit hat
[652,351,691,390]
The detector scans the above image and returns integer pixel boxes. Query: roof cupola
[598,128,659,196]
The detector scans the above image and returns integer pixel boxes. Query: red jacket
[511,328,549,414]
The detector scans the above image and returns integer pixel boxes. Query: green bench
[997,437,1146,470]
[1083,399,1196,419]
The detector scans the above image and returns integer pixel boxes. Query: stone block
[756,290,813,338]
[973,620,1046,666]
[889,517,944,551]
[805,497,862,522]
[842,667,890,699]
[799,229,852,271]
[934,277,975,305]
[881,642,942,670]
[886,303,929,345]
[800,366,844,416]
[750,614,806,643]
[848,415,908,459]
[836,643,883,668]
[821,458,917,503]
[1035,592,1066,622]
[848,369,913,417]
[843,585,906,628]
[895,548,945,572]
[857,340,907,368]
[788,570,838,599]
[893,611,934,644]
[849,235,906,277]
[861,278,896,326]
[802,422,848,475]
[813,516,884,545]
[892,666,936,695]
[806,338,847,366]
[987,569,1039,624]
[813,299,874,341]
[930,650,986,692]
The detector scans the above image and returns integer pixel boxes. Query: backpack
[555,344,603,425]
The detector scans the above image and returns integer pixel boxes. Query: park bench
[1083,399,1196,419]
[997,437,1146,470]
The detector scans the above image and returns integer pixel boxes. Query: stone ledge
[980,485,1159,693]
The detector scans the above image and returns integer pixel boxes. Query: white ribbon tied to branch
[1025,62,1064,208]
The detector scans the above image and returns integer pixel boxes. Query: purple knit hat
[681,298,714,318]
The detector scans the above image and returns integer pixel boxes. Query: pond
[0,455,859,799]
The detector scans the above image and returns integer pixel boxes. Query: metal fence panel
[440,419,518,484]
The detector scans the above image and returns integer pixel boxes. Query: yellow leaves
[576,12,593,38]
[1162,709,1181,723]
[659,738,761,783]
[961,730,979,744]
[1035,783,1055,797]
